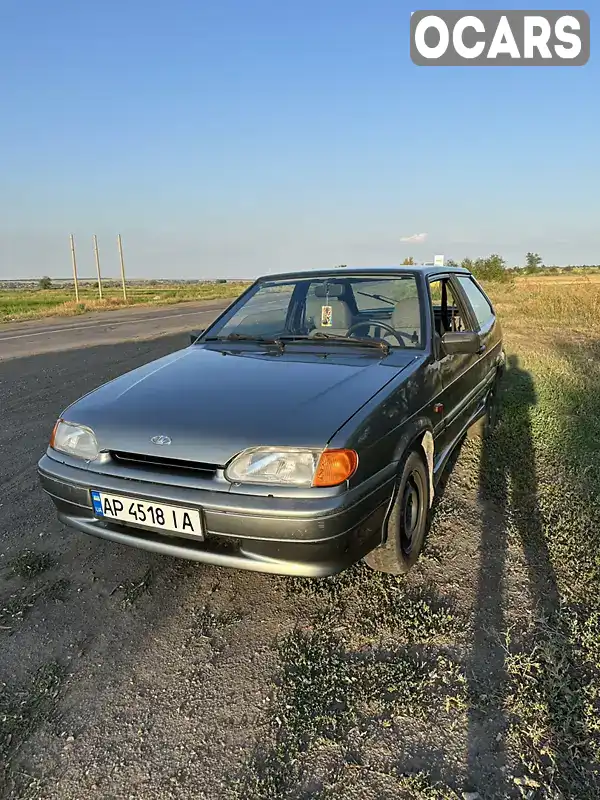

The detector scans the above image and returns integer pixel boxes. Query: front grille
[110,450,218,477]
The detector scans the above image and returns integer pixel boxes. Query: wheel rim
[400,470,425,556]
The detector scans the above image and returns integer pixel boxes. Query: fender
[390,416,435,508]
[390,415,434,463]
[376,419,435,547]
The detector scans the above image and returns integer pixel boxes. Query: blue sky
[0,0,597,279]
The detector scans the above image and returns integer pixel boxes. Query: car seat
[383,295,421,347]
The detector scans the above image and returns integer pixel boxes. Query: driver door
[428,275,481,454]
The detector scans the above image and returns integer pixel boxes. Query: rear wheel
[363,449,430,575]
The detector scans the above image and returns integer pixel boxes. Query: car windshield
[205,274,423,349]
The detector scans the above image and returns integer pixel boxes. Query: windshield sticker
[321,305,333,326]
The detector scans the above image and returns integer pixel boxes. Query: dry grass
[0,282,251,324]
[515,273,600,284]
[486,277,600,337]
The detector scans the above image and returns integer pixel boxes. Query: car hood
[63,344,411,466]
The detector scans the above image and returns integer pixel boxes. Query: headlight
[225,447,358,488]
[50,419,99,461]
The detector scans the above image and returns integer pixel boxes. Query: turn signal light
[313,449,358,487]
[49,419,61,448]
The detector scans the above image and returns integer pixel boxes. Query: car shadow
[466,352,598,796]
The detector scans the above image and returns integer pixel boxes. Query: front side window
[456,276,495,329]
[207,274,423,348]
[429,277,471,336]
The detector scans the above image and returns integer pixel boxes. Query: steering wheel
[346,320,408,347]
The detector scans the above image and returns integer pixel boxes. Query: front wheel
[363,449,430,575]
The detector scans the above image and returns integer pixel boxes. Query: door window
[455,276,495,330]
[428,278,472,337]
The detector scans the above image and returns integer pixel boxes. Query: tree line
[397,254,600,282]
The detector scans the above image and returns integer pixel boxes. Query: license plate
[90,491,203,538]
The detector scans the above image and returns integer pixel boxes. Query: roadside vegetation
[2,259,600,324]
[0,281,250,323]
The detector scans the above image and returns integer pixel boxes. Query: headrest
[313,283,344,298]
[392,296,420,323]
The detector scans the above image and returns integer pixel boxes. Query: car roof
[259,264,471,281]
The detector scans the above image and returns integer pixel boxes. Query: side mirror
[441,331,482,356]
[189,329,205,345]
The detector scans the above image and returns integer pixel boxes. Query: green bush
[462,254,512,283]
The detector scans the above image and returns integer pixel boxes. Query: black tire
[363,449,430,575]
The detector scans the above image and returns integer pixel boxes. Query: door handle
[477,344,486,354]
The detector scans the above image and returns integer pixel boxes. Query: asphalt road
[0,300,230,361]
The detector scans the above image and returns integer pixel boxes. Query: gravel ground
[0,333,295,799]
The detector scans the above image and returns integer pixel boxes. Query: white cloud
[400,232,428,244]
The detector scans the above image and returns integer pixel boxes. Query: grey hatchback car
[38,265,504,577]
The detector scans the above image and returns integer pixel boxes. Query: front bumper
[38,454,395,577]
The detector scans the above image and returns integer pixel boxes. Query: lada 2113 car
[38,265,504,577]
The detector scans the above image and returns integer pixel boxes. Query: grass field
[0,282,251,323]
[2,272,600,326]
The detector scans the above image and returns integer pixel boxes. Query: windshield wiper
[354,290,396,306]
[280,334,390,354]
[205,333,284,350]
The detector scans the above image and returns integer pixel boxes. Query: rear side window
[456,276,495,329]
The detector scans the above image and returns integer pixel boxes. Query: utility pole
[117,234,128,301]
[93,235,103,299]
[69,234,80,302]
